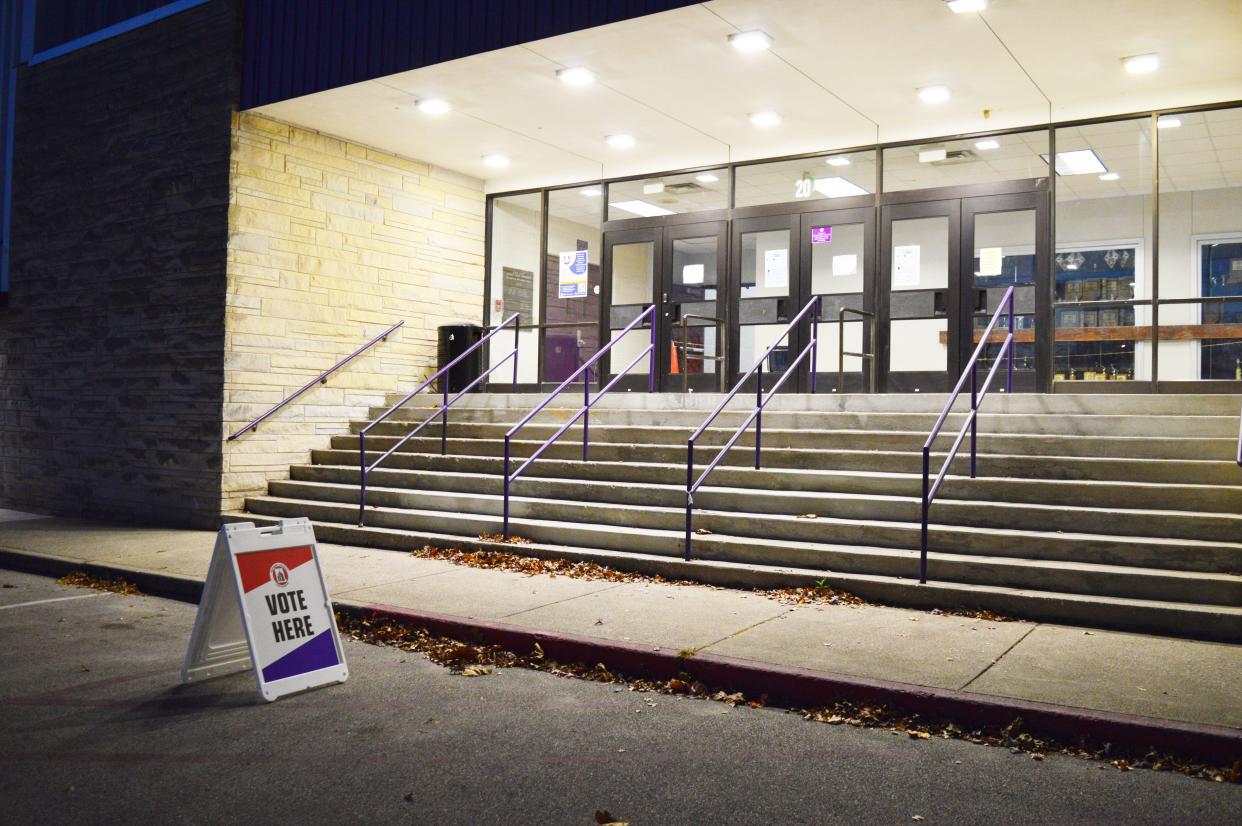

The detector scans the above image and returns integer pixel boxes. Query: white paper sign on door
[979,247,1003,276]
[558,250,589,298]
[893,245,921,287]
[683,263,705,284]
[764,248,789,289]
[832,254,858,277]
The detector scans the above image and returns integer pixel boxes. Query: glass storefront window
[1157,107,1242,381]
[607,169,729,220]
[734,151,876,208]
[1054,118,1153,382]
[883,130,1049,192]
[488,192,542,384]
[543,185,603,383]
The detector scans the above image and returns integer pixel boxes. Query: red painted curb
[349,601,1242,768]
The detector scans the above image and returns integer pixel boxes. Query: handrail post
[920,445,930,584]
[648,305,656,393]
[681,315,689,394]
[502,436,511,540]
[440,379,449,456]
[754,362,763,470]
[838,307,846,393]
[1007,292,1014,394]
[810,296,819,394]
[970,363,978,479]
[513,313,520,385]
[358,430,367,526]
[685,440,694,561]
[583,366,590,462]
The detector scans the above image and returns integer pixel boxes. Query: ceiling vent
[931,148,978,165]
[664,181,705,194]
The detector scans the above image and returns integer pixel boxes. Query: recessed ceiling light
[696,173,719,183]
[580,188,602,197]
[825,156,852,167]
[946,0,987,11]
[729,30,772,53]
[416,98,450,115]
[813,177,869,198]
[1099,172,1121,181]
[750,111,781,128]
[610,199,676,217]
[606,134,636,150]
[482,153,510,168]
[1123,53,1159,74]
[1157,116,1182,129]
[975,139,1000,150]
[1040,149,1107,175]
[557,66,596,86]
[917,85,951,104]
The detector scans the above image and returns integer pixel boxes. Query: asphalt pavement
[1,569,1239,825]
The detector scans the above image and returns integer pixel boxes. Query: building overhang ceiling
[251,0,1242,193]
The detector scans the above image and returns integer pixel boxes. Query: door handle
[933,290,947,316]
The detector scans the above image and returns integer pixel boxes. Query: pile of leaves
[56,571,142,595]
[337,608,1240,784]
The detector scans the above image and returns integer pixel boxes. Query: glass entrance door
[880,191,1046,392]
[661,222,728,392]
[730,215,800,391]
[801,206,876,391]
[602,222,728,392]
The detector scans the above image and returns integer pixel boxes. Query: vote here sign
[183,519,348,702]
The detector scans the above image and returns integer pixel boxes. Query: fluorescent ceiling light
[606,134,636,150]
[917,85,951,104]
[580,188,602,197]
[482,153,510,168]
[416,98,451,115]
[610,200,676,217]
[1099,172,1121,181]
[975,139,1000,150]
[1123,53,1159,74]
[813,177,869,198]
[919,148,948,163]
[642,182,665,195]
[696,173,719,183]
[557,66,596,86]
[825,156,851,167]
[1157,116,1182,129]
[750,111,781,128]
[729,30,772,53]
[1041,149,1107,176]
[946,0,987,11]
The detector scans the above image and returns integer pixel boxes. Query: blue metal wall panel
[32,0,173,52]
[242,0,703,109]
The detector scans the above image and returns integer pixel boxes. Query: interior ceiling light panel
[610,199,676,217]
[1040,149,1108,175]
[813,177,869,198]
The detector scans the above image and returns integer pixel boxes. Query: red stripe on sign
[235,546,314,594]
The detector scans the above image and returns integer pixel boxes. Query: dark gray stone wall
[0,0,238,528]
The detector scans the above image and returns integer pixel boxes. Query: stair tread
[245,493,1242,581]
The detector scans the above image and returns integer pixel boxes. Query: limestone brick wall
[223,113,485,512]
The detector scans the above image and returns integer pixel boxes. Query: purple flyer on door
[811,225,832,244]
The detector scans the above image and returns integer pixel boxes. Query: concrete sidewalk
[0,512,1240,733]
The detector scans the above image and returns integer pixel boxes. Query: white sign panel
[682,263,705,285]
[183,519,348,702]
[764,248,789,289]
[558,250,589,299]
[832,254,858,277]
[893,244,921,287]
[979,247,1003,277]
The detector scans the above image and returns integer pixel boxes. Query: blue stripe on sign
[261,629,339,683]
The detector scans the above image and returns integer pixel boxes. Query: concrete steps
[236,391,1242,640]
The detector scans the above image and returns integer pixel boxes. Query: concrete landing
[1,514,1240,731]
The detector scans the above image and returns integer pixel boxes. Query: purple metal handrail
[684,296,822,559]
[1236,396,1242,467]
[228,320,404,440]
[502,305,656,538]
[918,285,1015,584]
[358,313,521,525]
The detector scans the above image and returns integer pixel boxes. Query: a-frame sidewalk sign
[182,518,349,701]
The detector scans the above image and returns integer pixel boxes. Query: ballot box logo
[270,562,289,588]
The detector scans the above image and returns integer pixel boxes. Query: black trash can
[436,324,484,393]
